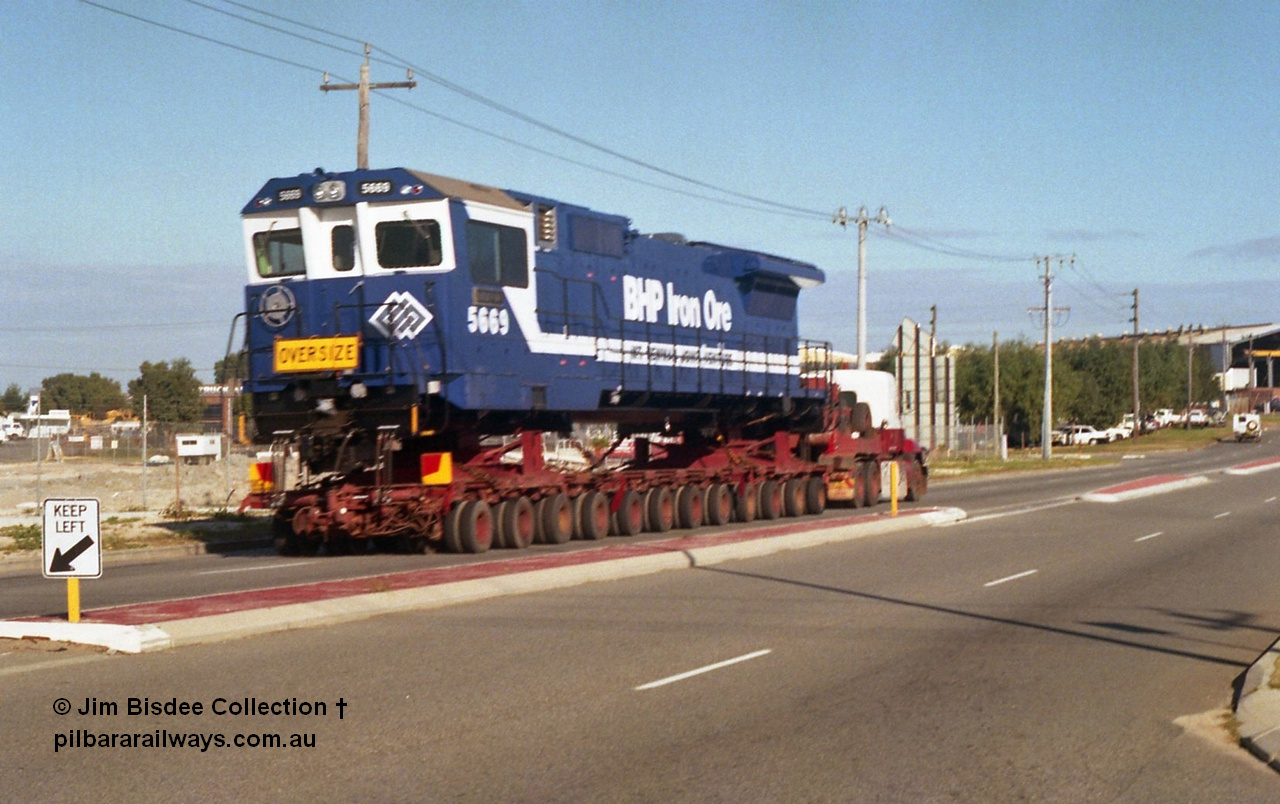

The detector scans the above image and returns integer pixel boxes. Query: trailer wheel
[646,487,675,532]
[759,480,783,520]
[905,459,927,501]
[735,482,758,523]
[538,493,573,544]
[458,500,493,554]
[706,484,733,526]
[442,501,468,553]
[502,496,536,549]
[783,478,806,517]
[861,462,882,508]
[804,476,827,514]
[578,491,610,540]
[677,485,706,529]
[612,488,644,536]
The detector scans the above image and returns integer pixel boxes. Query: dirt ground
[0,452,270,554]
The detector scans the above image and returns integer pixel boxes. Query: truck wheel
[783,478,806,517]
[905,460,928,501]
[804,476,827,514]
[503,496,535,549]
[861,462,882,508]
[538,494,573,544]
[442,501,468,553]
[612,488,644,536]
[676,485,705,529]
[735,482,758,523]
[706,484,733,526]
[759,480,783,520]
[646,487,674,533]
[458,500,493,554]
[577,491,610,540]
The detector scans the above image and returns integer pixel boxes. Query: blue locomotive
[239,167,830,473]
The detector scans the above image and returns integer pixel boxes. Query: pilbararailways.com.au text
[51,696,348,753]
[56,729,317,753]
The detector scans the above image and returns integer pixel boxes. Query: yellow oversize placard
[274,336,361,373]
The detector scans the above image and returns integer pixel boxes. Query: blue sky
[3,1,1278,390]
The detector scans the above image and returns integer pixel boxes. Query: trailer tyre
[578,491,610,540]
[458,500,493,554]
[442,501,468,553]
[676,485,706,529]
[783,478,806,517]
[612,488,644,536]
[538,494,573,544]
[759,480,783,520]
[735,482,758,523]
[706,484,733,526]
[804,476,827,514]
[645,487,675,533]
[502,496,536,549]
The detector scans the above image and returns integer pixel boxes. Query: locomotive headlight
[312,180,346,203]
[349,383,367,399]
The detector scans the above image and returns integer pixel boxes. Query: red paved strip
[1231,457,1280,471]
[50,509,900,626]
[1088,474,1194,495]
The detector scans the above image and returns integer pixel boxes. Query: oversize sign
[42,498,101,579]
[273,335,361,373]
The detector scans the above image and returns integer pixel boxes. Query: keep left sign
[43,498,101,579]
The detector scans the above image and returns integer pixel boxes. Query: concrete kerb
[3,507,966,653]
[1236,637,1280,771]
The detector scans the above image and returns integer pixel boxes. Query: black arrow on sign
[49,536,94,574]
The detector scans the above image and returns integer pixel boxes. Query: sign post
[42,498,101,622]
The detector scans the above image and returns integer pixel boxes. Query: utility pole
[833,205,891,369]
[993,331,1001,433]
[1186,328,1195,430]
[321,44,417,170]
[929,305,937,451]
[1031,256,1071,460]
[1131,288,1140,441]
[1040,257,1054,460]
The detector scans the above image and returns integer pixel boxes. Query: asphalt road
[4,437,1280,800]
[0,434,1273,620]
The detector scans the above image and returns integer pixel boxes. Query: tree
[214,350,248,384]
[129,359,204,424]
[40,372,128,418]
[1,383,25,414]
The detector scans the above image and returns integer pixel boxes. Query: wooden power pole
[321,44,417,169]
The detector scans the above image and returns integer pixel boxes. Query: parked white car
[1052,425,1110,446]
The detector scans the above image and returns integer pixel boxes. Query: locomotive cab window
[331,225,356,272]
[466,220,528,287]
[375,219,443,269]
[253,228,306,278]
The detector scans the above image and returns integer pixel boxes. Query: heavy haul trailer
[234,168,926,554]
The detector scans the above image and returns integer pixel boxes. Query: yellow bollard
[67,578,80,623]
[890,461,899,516]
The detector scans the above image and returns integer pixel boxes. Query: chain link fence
[0,423,258,517]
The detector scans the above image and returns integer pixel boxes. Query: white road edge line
[1134,531,1164,543]
[1213,512,1231,519]
[196,561,315,576]
[984,569,1038,588]
[635,649,772,691]
[943,499,1076,526]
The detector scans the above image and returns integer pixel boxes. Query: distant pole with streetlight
[833,205,891,369]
